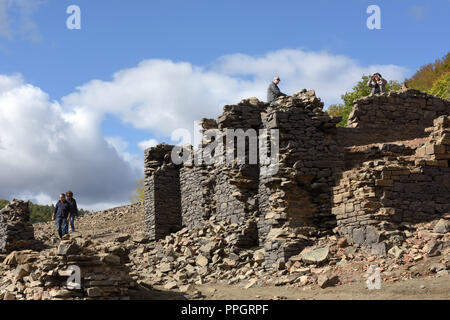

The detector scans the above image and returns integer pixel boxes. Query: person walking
[66,190,78,234]
[52,193,70,239]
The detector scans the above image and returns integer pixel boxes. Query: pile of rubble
[1,198,449,300]
[128,215,266,294]
[0,232,143,300]
[124,211,449,292]
[0,200,35,254]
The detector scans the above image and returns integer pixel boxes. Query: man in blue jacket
[52,193,71,239]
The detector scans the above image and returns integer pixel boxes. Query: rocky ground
[1,202,449,300]
[33,203,145,245]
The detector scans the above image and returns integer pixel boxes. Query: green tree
[130,178,145,203]
[336,75,401,127]
[407,52,450,92]
[327,104,345,117]
[0,200,8,210]
[428,72,450,99]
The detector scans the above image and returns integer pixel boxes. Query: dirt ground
[185,275,450,300]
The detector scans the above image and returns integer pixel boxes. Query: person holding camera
[367,73,387,96]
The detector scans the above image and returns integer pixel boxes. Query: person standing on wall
[52,193,71,239]
[66,190,78,234]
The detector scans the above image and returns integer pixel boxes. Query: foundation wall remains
[0,200,35,253]
[143,89,450,267]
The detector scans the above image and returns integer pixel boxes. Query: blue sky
[0,0,448,209]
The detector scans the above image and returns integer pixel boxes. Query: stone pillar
[144,144,182,240]
[213,98,265,248]
[257,90,343,268]
[0,200,35,253]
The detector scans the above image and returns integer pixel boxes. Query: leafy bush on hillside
[429,72,450,99]
[130,178,145,204]
[407,53,450,93]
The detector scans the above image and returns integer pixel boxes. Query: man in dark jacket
[267,76,287,102]
[66,190,78,234]
[52,193,70,239]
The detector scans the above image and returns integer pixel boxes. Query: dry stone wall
[333,115,450,254]
[144,88,450,267]
[0,200,35,254]
[258,91,343,267]
[180,165,213,228]
[144,144,182,240]
[1,233,141,300]
[339,89,449,147]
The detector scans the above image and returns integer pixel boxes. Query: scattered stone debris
[0,232,145,300]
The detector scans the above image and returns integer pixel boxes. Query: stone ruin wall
[333,115,450,256]
[144,144,182,241]
[258,95,343,266]
[0,200,35,254]
[144,88,450,268]
[338,89,450,147]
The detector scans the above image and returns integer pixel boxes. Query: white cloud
[213,49,409,105]
[63,49,410,138]
[106,136,142,172]
[138,138,158,151]
[0,0,44,42]
[0,75,141,209]
[0,48,411,210]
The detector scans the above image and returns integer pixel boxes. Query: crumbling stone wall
[339,89,449,147]
[333,115,450,255]
[258,91,343,267]
[143,88,450,267]
[213,100,263,226]
[0,200,35,253]
[144,144,182,240]
[180,165,213,228]
[1,234,141,300]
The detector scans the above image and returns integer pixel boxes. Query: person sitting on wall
[367,73,387,96]
[267,76,287,102]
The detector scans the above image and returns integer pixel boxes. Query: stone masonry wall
[144,88,450,268]
[259,91,343,267]
[213,100,264,248]
[338,89,450,147]
[333,115,450,255]
[144,144,182,241]
[180,165,213,229]
[0,200,35,253]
